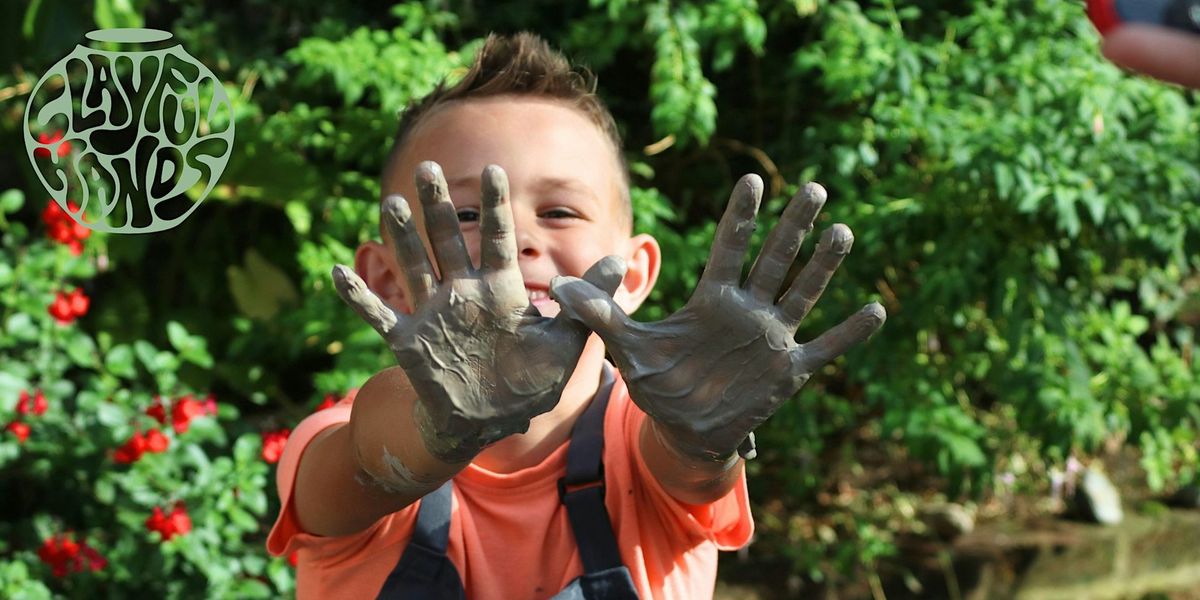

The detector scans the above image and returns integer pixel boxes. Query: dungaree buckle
[557,466,605,500]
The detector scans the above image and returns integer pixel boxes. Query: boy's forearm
[348,366,472,494]
[294,366,474,537]
[638,418,743,506]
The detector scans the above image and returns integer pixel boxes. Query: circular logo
[24,28,234,234]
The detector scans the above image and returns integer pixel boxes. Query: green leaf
[228,506,259,532]
[167,322,195,353]
[167,321,213,368]
[64,330,99,368]
[226,250,300,320]
[0,190,23,214]
[134,340,159,373]
[105,344,137,379]
[243,487,268,516]
[5,313,38,342]
[0,373,27,399]
[229,578,272,599]
[95,476,116,504]
[234,434,261,465]
[96,402,126,428]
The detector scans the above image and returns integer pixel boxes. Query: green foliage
[3,0,1200,593]
[0,188,293,596]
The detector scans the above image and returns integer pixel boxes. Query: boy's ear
[614,233,661,315]
[354,241,412,314]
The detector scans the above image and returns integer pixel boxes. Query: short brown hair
[382,32,631,225]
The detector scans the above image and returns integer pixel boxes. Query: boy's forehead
[385,97,627,212]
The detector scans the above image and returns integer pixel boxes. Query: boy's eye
[540,208,579,219]
[455,208,480,223]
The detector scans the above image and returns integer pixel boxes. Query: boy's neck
[472,337,607,473]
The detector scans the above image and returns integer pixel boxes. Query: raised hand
[331,162,624,463]
[550,175,885,462]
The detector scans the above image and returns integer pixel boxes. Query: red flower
[113,431,148,464]
[262,429,290,464]
[33,131,72,159]
[37,534,103,577]
[146,503,192,541]
[68,288,89,316]
[146,397,167,424]
[289,551,299,567]
[6,421,30,443]
[315,394,337,411]
[41,200,90,255]
[80,544,107,572]
[48,293,74,324]
[16,390,48,416]
[171,394,205,434]
[201,393,218,416]
[145,428,169,453]
[48,288,89,324]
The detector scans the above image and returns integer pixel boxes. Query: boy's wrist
[410,400,493,464]
[648,418,740,471]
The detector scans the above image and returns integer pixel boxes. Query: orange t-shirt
[267,371,754,599]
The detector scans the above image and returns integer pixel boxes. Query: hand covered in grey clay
[331,162,624,463]
[550,175,885,462]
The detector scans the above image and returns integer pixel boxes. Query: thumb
[331,264,401,338]
[549,272,631,343]
[580,255,627,296]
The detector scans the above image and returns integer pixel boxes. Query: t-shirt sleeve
[265,400,419,560]
[619,391,754,551]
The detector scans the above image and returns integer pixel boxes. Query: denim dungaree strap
[375,364,639,599]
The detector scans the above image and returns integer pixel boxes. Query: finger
[549,274,632,342]
[331,264,401,337]
[737,433,757,461]
[745,182,827,303]
[415,161,473,278]
[579,255,627,297]
[778,224,853,328]
[479,165,518,272]
[1102,24,1200,89]
[791,302,886,374]
[697,174,763,290]
[382,194,437,307]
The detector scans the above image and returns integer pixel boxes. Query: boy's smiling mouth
[525,284,559,315]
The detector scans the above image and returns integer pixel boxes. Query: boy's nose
[512,210,544,259]
[516,229,542,259]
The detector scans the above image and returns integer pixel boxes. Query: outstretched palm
[331,162,623,462]
[551,175,885,461]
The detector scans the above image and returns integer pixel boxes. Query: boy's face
[363,96,659,318]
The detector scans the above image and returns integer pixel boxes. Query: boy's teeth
[528,290,549,302]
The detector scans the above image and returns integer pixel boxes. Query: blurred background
[2,0,1199,598]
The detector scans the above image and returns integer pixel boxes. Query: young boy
[268,33,884,599]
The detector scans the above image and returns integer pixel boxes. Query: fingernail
[481,165,508,201]
[863,301,887,325]
[799,182,827,207]
[819,224,854,254]
[597,255,627,278]
[738,174,764,212]
[384,195,412,224]
[415,162,445,193]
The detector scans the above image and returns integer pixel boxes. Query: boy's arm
[293,366,470,537]
[551,176,885,505]
[638,418,744,505]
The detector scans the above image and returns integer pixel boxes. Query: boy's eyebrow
[529,176,597,201]
[446,175,481,193]
[445,174,600,203]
